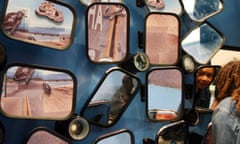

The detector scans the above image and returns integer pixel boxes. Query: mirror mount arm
[136,0,146,8]
[138,31,144,49]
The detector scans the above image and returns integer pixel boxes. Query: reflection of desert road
[1,80,73,118]
[146,15,179,64]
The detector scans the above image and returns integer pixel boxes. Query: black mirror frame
[144,12,181,66]
[180,0,224,23]
[80,67,141,127]
[1,0,77,50]
[93,129,135,144]
[193,65,221,113]
[86,2,130,64]
[181,22,225,64]
[146,66,184,122]
[0,63,77,120]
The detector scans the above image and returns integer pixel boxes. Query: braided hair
[214,61,240,111]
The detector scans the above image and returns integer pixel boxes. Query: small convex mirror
[81,67,140,127]
[94,129,134,144]
[25,127,71,144]
[181,23,225,64]
[156,120,188,144]
[194,65,220,112]
[181,0,224,22]
[147,67,183,121]
[0,64,76,120]
[145,13,180,65]
[1,0,75,50]
[87,3,129,63]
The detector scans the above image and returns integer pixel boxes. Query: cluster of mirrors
[0,0,225,143]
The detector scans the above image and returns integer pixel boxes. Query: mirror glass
[26,128,71,144]
[1,64,76,120]
[181,0,223,22]
[145,0,183,15]
[82,68,139,127]
[194,65,220,112]
[156,120,188,144]
[87,3,129,63]
[94,129,134,144]
[145,13,179,65]
[2,0,75,50]
[147,68,183,121]
[80,0,122,6]
[181,23,225,64]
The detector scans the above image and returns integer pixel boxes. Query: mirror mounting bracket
[136,0,145,8]
[138,31,144,49]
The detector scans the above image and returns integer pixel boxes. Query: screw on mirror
[143,138,155,144]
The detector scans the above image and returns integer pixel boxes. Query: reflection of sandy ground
[7,30,70,50]
[1,80,73,119]
[146,14,179,64]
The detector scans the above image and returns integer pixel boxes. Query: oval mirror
[145,13,180,65]
[147,67,183,121]
[0,64,76,120]
[81,68,140,127]
[155,120,188,144]
[181,23,225,64]
[87,3,129,63]
[194,65,220,112]
[145,0,183,15]
[25,127,71,144]
[1,0,75,50]
[94,129,134,144]
[181,0,224,22]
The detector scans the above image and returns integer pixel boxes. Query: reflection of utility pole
[103,6,125,60]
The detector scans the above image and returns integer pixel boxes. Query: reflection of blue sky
[6,0,73,28]
[148,84,181,111]
[97,132,131,144]
[92,71,124,101]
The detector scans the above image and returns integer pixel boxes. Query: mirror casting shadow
[147,67,183,121]
[81,67,140,127]
[0,64,76,120]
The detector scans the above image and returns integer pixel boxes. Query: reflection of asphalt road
[1,80,73,118]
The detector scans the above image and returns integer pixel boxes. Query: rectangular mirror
[87,3,129,63]
[81,67,140,127]
[146,67,183,121]
[145,13,180,65]
[0,64,76,120]
[1,0,75,50]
